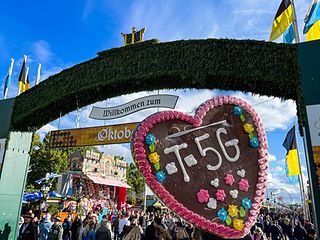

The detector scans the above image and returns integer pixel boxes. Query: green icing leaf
[240,114,246,122]
[249,132,254,140]
[154,162,161,171]
[149,143,155,152]
[226,216,232,225]
[240,207,246,217]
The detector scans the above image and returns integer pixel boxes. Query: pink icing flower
[197,189,210,203]
[238,179,250,192]
[224,174,235,186]
[215,189,226,202]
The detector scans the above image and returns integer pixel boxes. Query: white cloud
[83,0,95,19]
[32,40,53,63]
[268,154,277,162]
[98,143,132,162]
[274,166,283,172]
[36,123,57,140]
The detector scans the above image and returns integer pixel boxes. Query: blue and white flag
[3,58,14,99]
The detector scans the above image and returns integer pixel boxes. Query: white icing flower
[184,154,198,167]
[210,178,219,188]
[237,169,246,178]
[229,189,239,199]
[165,162,178,175]
[207,198,217,209]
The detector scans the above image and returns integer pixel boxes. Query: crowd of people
[18,208,317,240]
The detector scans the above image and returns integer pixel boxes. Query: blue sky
[0,0,314,202]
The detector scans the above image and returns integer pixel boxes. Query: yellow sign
[49,122,139,148]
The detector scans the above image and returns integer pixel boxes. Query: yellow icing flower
[228,205,239,217]
[243,123,254,133]
[233,219,244,231]
[148,152,160,164]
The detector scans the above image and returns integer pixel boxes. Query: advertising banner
[49,122,138,148]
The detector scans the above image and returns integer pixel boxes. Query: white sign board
[0,139,6,165]
[306,104,320,146]
[89,94,179,120]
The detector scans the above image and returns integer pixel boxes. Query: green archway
[1,38,313,240]
[11,38,302,131]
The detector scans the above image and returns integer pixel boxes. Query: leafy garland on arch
[11,38,304,132]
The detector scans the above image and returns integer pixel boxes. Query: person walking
[39,214,53,240]
[62,215,72,240]
[18,213,38,240]
[123,218,142,240]
[268,220,284,240]
[82,220,95,240]
[111,214,120,240]
[95,219,111,240]
[154,217,172,240]
[293,221,307,240]
[143,224,161,240]
[251,227,267,240]
[49,216,64,240]
[118,213,130,238]
[174,222,189,240]
[71,215,82,240]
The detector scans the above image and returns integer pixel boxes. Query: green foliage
[26,134,70,189]
[126,162,145,204]
[11,38,304,133]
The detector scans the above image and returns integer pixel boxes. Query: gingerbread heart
[131,96,268,239]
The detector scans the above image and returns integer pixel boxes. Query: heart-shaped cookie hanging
[131,96,268,239]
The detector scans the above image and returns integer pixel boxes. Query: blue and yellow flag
[304,0,320,41]
[282,126,300,176]
[270,0,294,41]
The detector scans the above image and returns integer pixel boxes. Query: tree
[126,162,145,204]
[26,133,70,190]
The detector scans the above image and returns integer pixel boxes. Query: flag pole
[23,67,29,93]
[291,0,301,43]
[35,63,41,86]
[4,58,14,99]
[294,124,309,220]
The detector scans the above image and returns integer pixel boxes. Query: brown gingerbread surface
[144,104,259,222]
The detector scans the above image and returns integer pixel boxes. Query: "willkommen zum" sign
[89,94,179,120]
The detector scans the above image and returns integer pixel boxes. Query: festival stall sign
[89,94,179,120]
[131,96,268,239]
[306,104,320,188]
[49,122,138,148]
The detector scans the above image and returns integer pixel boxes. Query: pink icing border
[132,96,268,239]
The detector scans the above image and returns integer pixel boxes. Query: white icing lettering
[194,133,222,171]
[164,144,190,182]
[216,128,240,162]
